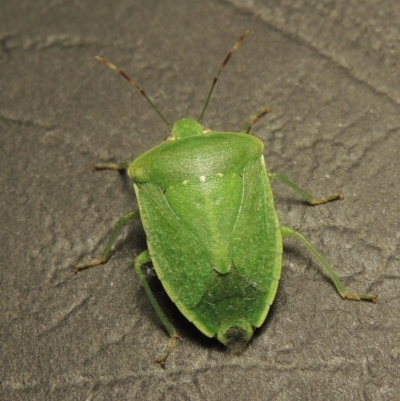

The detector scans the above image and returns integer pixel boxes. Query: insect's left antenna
[95,56,172,131]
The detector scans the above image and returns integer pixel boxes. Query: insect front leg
[281,226,377,302]
[268,172,343,205]
[242,106,271,134]
[242,107,342,205]
[92,161,130,171]
[134,250,179,365]
[75,209,140,271]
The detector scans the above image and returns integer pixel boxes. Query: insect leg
[268,172,343,205]
[92,161,130,171]
[280,226,377,302]
[75,209,140,271]
[242,106,271,134]
[134,250,179,365]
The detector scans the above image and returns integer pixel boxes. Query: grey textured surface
[1,0,399,400]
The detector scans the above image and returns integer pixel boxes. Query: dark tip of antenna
[198,30,250,123]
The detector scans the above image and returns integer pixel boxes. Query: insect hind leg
[134,250,180,365]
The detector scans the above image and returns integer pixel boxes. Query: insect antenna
[198,30,249,124]
[95,56,172,131]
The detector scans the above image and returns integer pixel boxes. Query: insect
[75,31,377,364]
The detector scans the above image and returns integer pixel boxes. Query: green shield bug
[75,31,377,364]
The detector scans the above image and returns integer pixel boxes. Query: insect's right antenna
[198,30,249,124]
[96,56,172,131]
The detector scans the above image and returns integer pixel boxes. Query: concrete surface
[1,0,399,400]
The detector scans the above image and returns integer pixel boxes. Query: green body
[129,119,282,346]
[76,32,376,364]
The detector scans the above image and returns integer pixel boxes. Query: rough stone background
[1,1,399,400]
